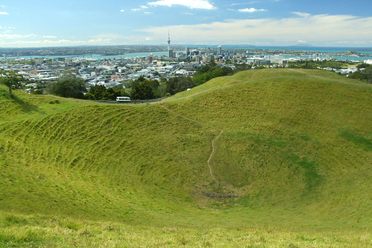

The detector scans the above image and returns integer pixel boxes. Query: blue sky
[0,0,372,47]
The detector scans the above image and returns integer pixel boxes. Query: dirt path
[159,103,223,181]
[207,130,224,181]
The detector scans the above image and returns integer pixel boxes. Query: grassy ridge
[0,69,371,247]
[0,212,370,248]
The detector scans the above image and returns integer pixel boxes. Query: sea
[0,51,169,61]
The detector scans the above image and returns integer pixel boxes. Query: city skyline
[0,0,372,48]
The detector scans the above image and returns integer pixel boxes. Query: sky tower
[167,32,174,58]
[168,32,171,50]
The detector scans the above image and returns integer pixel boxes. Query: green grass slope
[0,69,371,247]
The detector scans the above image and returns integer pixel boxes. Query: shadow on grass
[340,130,372,151]
[11,94,41,113]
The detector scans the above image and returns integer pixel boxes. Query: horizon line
[1,44,372,50]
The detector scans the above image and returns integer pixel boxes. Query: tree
[47,75,86,99]
[86,85,128,100]
[365,66,372,83]
[130,77,159,100]
[0,71,23,96]
[86,85,110,100]
[193,64,233,85]
[357,63,369,69]
[235,63,252,72]
[166,77,195,95]
[350,65,372,83]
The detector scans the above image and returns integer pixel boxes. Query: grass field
[0,69,371,247]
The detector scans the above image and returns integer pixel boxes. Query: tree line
[349,64,372,83]
[3,62,370,101]
[287,60,353,70]
[44,64,234,100]
[0,70,24,96]
[288,60,372,84]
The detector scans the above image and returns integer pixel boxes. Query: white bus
[116,96,131,103]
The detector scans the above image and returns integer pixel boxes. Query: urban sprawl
[1,38,372,95]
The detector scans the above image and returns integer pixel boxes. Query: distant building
[148,54,153,64]
[218,45,222,55]
[247,57,271,66]
[168,32,174,58]
[186,47,190,56]
[196,55,202,64]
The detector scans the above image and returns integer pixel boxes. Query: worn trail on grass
[159,103,224,181]
[207,130,224,181]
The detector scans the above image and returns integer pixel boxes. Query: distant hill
[0,69,371,247]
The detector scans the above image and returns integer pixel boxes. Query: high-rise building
[168,32,171,51]
[218,45,223,55]
[148,53,153,64]
[168,32,174,58]
[186,47,190,56]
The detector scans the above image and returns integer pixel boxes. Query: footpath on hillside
[207,130,224,181]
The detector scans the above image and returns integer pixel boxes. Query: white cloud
[2,13,372,47]
[0,26,15,32]
[147,0,216,10]
[0,32,155,47]
[131,5,150,12]
[238,8,266,13]
[0,11,9,15]
[120,9,125,13]
[142,14,372,46]
[292,11,311,18]
[42,35,58,39]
